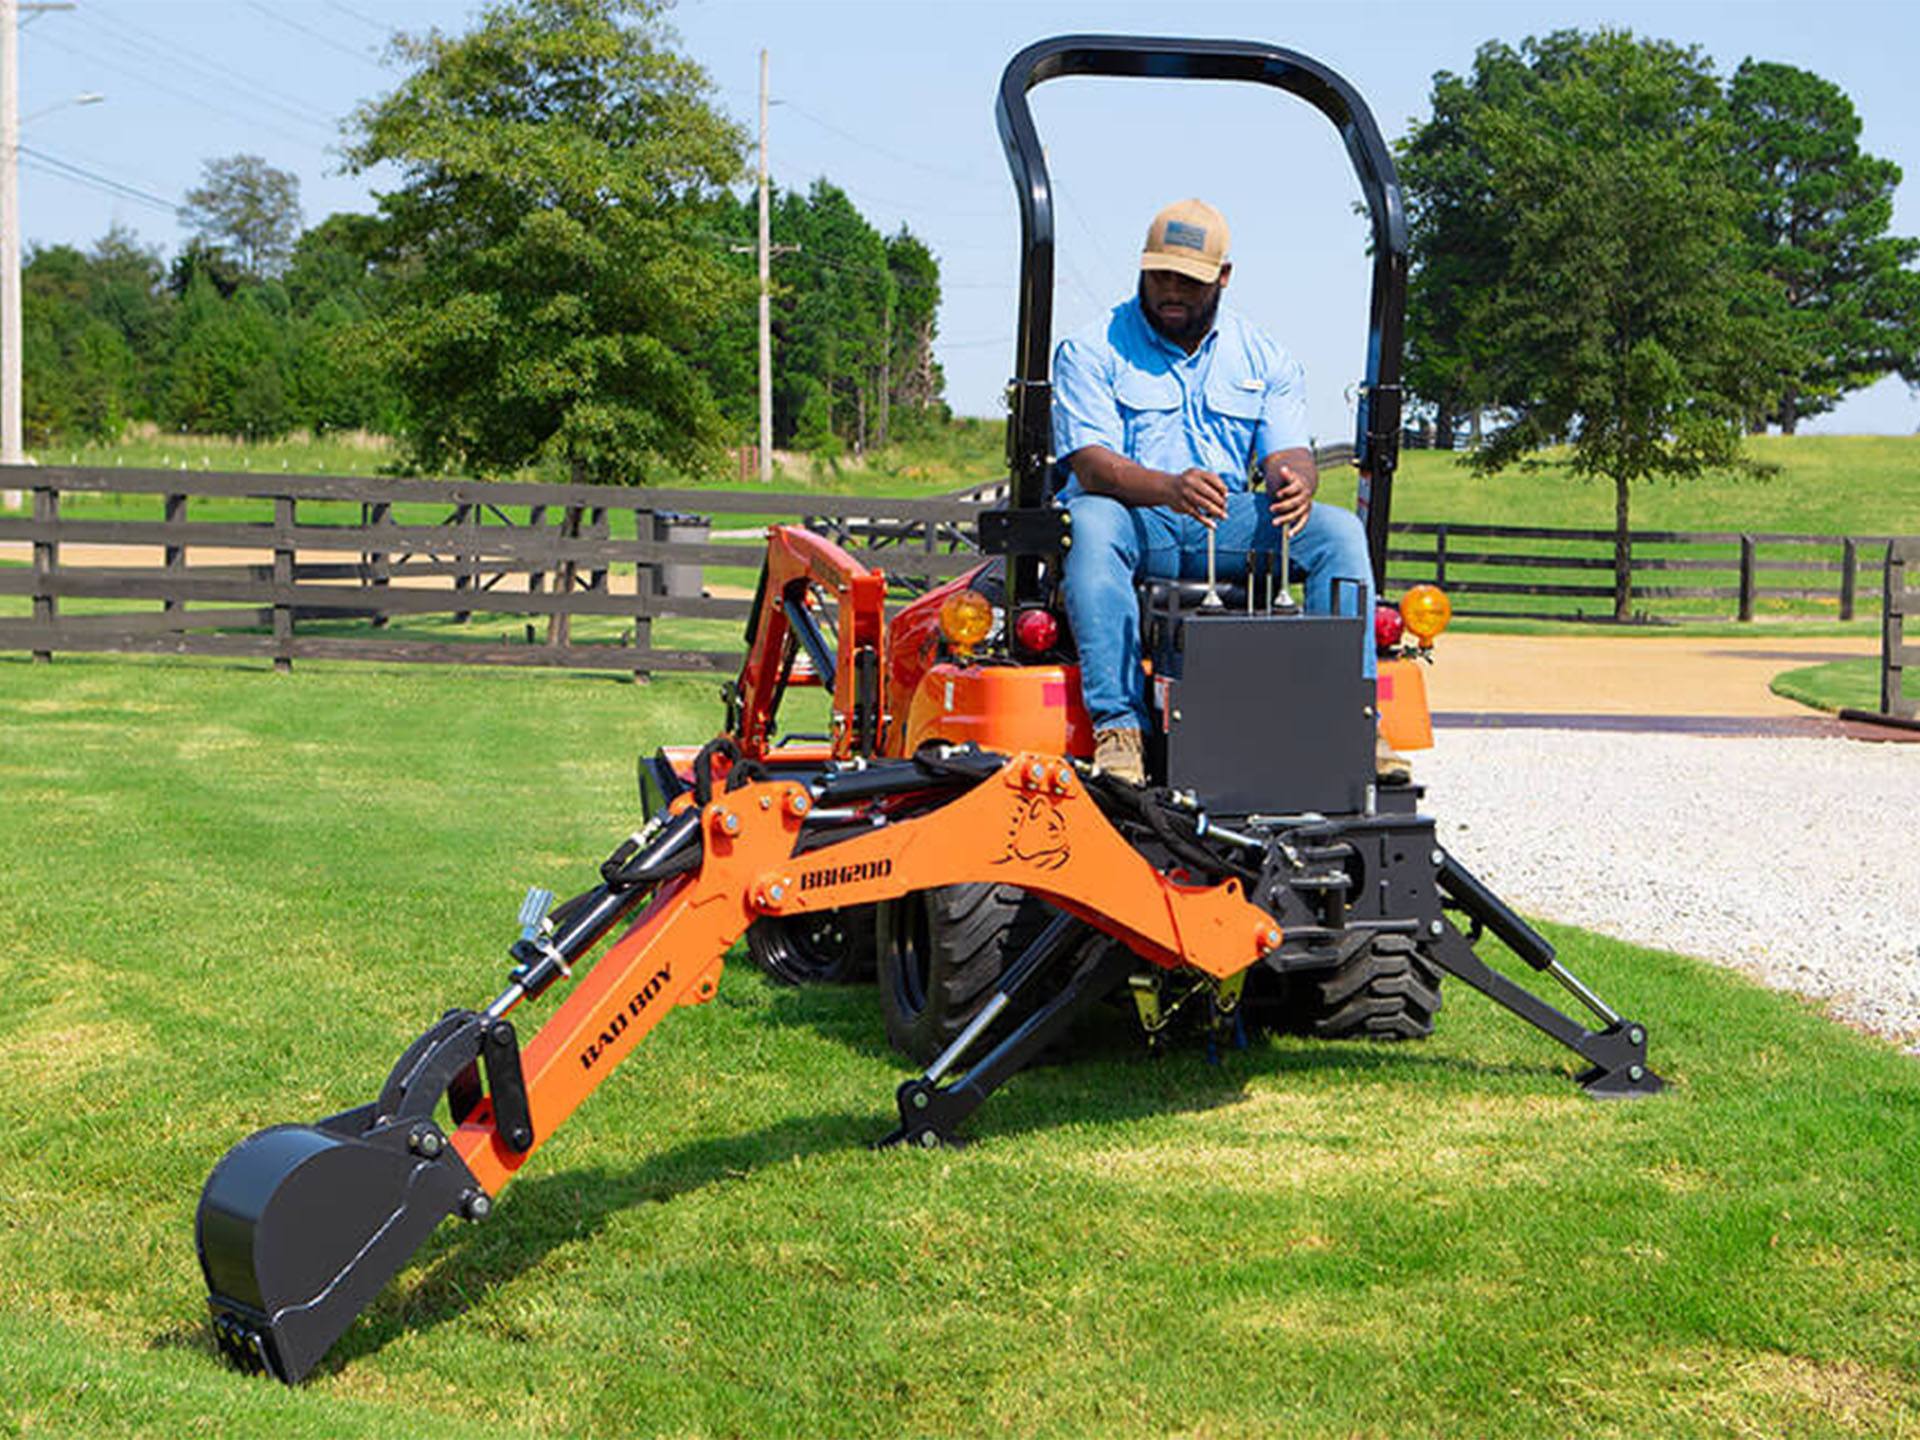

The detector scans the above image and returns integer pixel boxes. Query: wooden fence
[0,464,1909,676]
[1384,522,1903,623]
[0,467,983,675]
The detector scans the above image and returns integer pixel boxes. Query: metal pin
[1276,523,1298,613]
[1201,523,1225,611]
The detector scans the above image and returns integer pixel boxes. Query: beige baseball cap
[1141,199,1230,283]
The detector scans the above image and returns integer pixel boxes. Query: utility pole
[756,47,771,484]
[729,50,793,483]
[1,0,77,511]
[1,0,22,508]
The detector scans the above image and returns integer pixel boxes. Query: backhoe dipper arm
[195,748,1281,1383]
[733,525,890,760]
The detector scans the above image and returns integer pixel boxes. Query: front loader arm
[197,746,1281,1381]
[734,525,890,760]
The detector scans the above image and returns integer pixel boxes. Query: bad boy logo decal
[996,796,1070,871]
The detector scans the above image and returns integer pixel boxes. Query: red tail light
[1013,607,1060,654]
[1374,603,1405,651]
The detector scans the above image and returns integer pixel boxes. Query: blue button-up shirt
[1051,298,1310,497]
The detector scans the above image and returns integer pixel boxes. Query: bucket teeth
[210,1310,271,1376]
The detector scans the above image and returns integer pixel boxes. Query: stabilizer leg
[1433,852,1664,1097]
[882,915,1133,1148]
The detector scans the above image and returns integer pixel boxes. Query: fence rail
[1385,522,1902,623]
[1,465,1911,676]
[0,466,983,675]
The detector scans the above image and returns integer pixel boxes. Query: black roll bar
[994,35,1410,599]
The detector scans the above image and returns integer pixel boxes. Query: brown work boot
[1093,727,1146,785]
[1375,732,1412,784]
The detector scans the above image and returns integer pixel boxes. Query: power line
[19,136,171,200]
[321,0,395,38]
[20,145,175,213]
[242,1,386,71]
[27,25,330,152]
[939,335,1015,351]
[778,97,1001,190]
[83,3,336,129]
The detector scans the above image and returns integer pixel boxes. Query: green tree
[883,226,943,441]
[765,181,907,454]
[179,154,304,280]
[1727,60,1920,432]
[284,212,392,316]
[1395,43,1536,447]
[1434,31,1783,619]
[22,242,145,443]
[86,226,171,385]
[163,282,292,439]
[345,0,747,483]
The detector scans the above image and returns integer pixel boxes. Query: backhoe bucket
[196,1107,482,1383]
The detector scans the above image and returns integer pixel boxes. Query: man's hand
[1265,454,1318,536]
[1164,467,1230,526]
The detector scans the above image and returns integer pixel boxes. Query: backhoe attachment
[197,744,1661,1383]
[195,746,1286,1381]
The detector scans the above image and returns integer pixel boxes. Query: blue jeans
[1062,490,1376,732]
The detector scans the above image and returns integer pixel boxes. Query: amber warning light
[1399,584,1452,645]
[939,589,995,658]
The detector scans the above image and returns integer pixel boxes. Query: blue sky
[21,0,1920,440]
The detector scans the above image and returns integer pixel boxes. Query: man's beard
[1138,275,1222,347]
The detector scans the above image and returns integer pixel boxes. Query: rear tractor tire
[877,883,1058,1065]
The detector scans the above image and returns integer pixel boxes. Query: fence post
[546,505,581,649]
[273,495,295,673]
[1885,541,1906,718]
[1738,534,1756,622]
[30,484,57,662]
[1840,538,1858,622]
[631,503,653,683]
[589,505,609,594]
[164,493,186,617]
[366,501,392,628]
[1433,523,1448,588]
[451,503,478,624]
[526,504,548,608]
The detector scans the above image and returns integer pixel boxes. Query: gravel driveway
[1417,728,1920,1050]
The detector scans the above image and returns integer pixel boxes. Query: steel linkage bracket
[1431,852,1665,1098]
[881,917,1132,1149]
[379,1008,535,1153]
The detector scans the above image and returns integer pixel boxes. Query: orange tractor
[197,36,1663,1385]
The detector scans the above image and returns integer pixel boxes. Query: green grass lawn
[1771,656,1916,714]
[3,656,1919,1438]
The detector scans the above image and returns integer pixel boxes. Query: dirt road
[1424,632,1876,717]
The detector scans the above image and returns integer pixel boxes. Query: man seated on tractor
[1051,197,1404,786]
